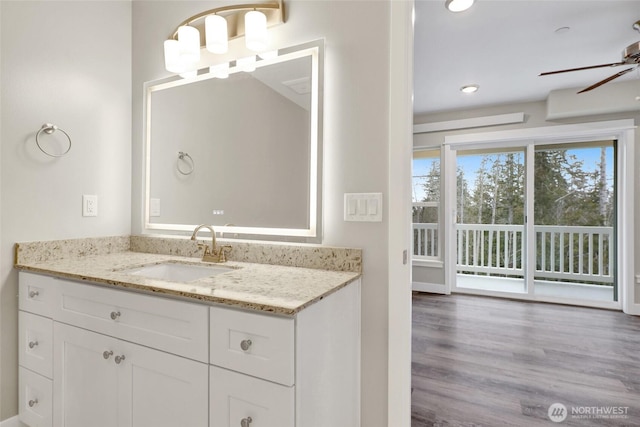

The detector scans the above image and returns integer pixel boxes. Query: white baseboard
[0,416,20,427]
[412,281,448,294]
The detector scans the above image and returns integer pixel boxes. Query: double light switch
[344,193,383,222]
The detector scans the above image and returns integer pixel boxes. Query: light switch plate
[344,193,383,222]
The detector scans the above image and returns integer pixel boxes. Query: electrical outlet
[83,195,98,217]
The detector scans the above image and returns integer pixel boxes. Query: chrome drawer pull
[110,311,121,320]
[28,290,39,298]
[240,339,252,351]
[28,340,39,349]
[103,350,113,360]
[115,355,126,364]
[240,416,252,427]
[28,398,38,408]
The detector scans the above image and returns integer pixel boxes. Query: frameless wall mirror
[143,40,323,242]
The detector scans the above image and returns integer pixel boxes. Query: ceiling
[413,0,640,116]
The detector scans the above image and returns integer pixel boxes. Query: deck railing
[412,223,614,284]
[413,223,439,258]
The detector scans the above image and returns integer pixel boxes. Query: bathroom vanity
[15,237,361,427]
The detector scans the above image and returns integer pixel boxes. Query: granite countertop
[15,251,361,315]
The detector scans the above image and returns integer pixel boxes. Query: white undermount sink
[123,262,235,282]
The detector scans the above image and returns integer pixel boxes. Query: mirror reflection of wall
[150,58,311,228]
[143,41,323,240]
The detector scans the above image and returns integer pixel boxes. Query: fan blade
[577,67,636,93]
[540,62,626,76]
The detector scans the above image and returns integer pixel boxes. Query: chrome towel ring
[177,151,195,175]
[35,123,71,157]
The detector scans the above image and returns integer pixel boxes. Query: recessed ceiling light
[460,84,479,93]
[445,0,475,13]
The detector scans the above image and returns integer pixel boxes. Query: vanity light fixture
[460,84,479,93]
[205,14,228,54]
[445,0,475,12]
[245,10,268,51]
[178,26,200,64]
[163,1,285,77]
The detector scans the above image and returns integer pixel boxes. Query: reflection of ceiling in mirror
[251,56,312,110]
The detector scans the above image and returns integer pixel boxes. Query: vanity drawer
[19,311,53,379]
[19,272,58,318]
[210,306,294,386]
[210,366,294,427]
[54,279,209,362]
[19,367,53,427]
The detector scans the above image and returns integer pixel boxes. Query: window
[413,148,441,260]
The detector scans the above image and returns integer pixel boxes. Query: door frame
[387,0,414,426]
[443,119,636,313]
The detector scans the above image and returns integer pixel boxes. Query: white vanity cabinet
[18,272,209,427]
[18,270,361,427]
[209,281,361,427]
[53,323,208,427]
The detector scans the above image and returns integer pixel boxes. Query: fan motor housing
[624,41,640,63]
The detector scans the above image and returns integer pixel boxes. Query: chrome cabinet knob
[28,398,38,408]
[240,339,252,351]
[115,355,126,364]
[28,290,39,298]
[240,416,252,427]
[110,311,121,320]
[28,340,39,349]
[103,350,113,360]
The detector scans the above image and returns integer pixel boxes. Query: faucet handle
[218,245,232,263]
[197,243,212,255]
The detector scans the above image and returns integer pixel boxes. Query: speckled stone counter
[14,236,362,315]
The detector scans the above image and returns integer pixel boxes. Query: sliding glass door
[452,140,616,303]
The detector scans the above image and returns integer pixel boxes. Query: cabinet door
[210,366,294,427]
[19,367,52,427]
[53,323,123,427]
[119,340,209,427]
[19,311,53,379]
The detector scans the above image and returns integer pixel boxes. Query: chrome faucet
[190,224,231,263]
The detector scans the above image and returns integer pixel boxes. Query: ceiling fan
[540,20,640,93]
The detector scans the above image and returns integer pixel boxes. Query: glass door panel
[455,148,526,293]
[533,141,616,302]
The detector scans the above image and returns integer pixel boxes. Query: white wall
[0,1,132,419]
[132,1,395,424]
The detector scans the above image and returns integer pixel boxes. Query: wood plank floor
[411,293,640,426]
